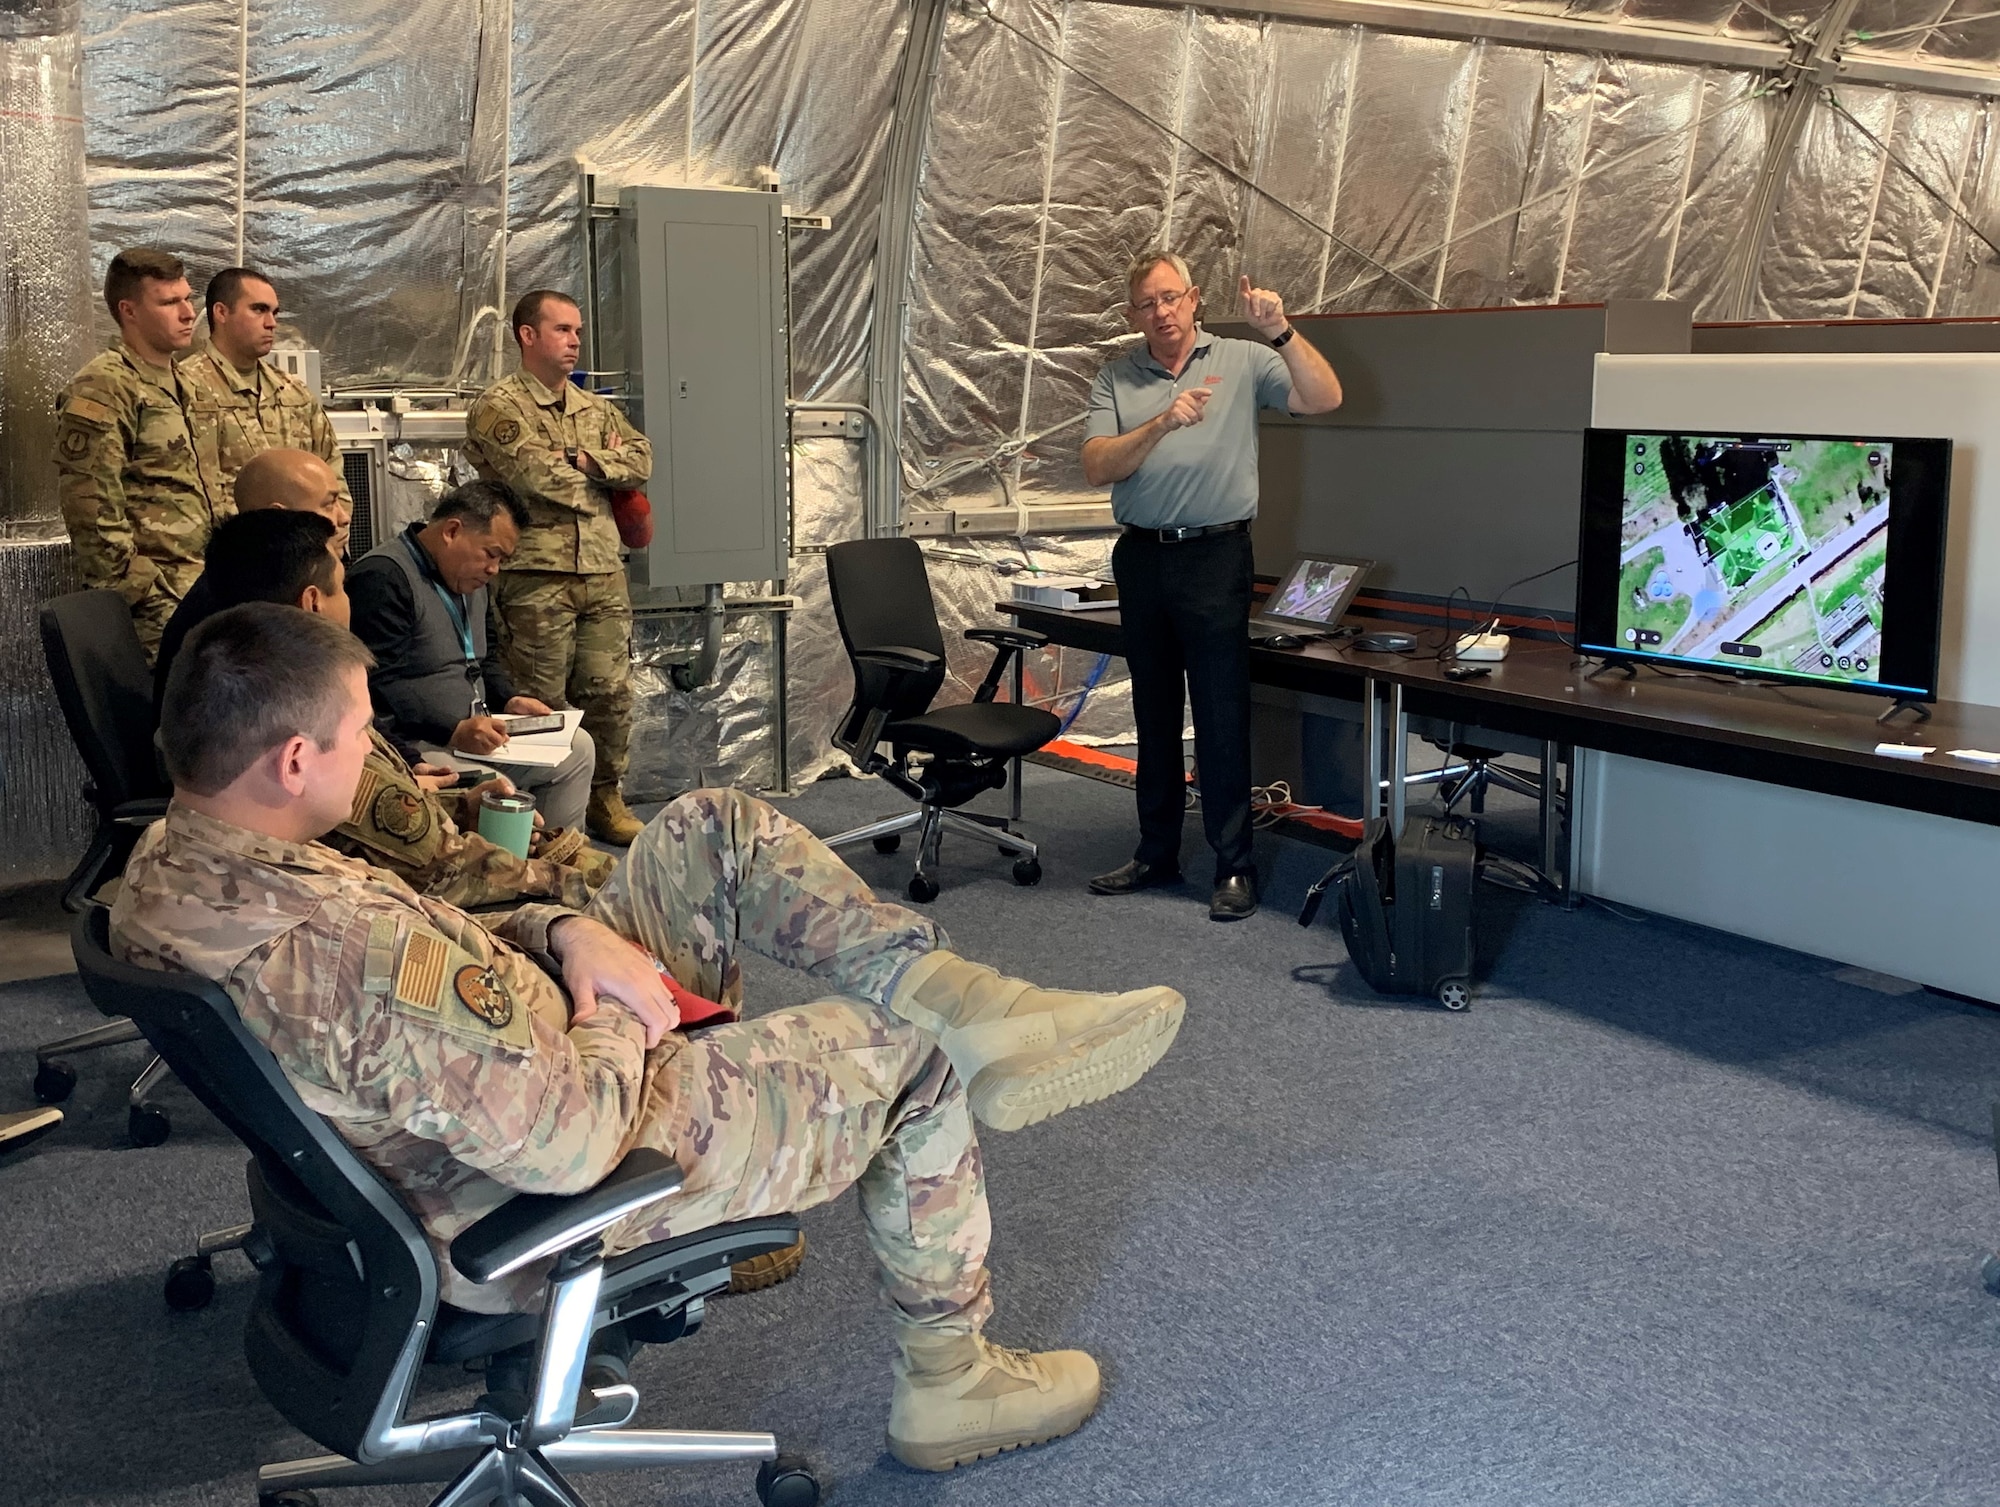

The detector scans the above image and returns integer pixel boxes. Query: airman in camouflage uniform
[333,727,614,910]
[463,289,652,845]
[116,601,1186,1467]
[54,249,223,660]
[178,267,352,518]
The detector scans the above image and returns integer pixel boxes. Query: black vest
[361,530,492,734]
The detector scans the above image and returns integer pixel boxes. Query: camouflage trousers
[590,789,994,1337]
[491,568,632,790]
[122,559,202,663]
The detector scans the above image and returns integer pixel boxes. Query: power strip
[1453,631,1511,662]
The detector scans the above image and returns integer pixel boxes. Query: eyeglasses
[1129,288,1191,316]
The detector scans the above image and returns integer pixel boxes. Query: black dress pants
[1110,524,1255,877]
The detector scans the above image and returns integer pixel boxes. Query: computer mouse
[1262,633,1303,650]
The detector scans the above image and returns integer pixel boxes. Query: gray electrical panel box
[620,184,789,589]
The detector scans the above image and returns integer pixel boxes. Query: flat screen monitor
[1260,553,1374,629]
[1575,429,1951,701]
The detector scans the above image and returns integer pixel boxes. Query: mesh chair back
[38,590,168,809]
[70,907,433,1462]
[826,538,948,726]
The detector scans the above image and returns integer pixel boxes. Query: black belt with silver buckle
[1124,519,1250,543]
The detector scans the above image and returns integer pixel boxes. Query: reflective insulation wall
[37,0,906,865]
[899,0,2000,734]
[7,0,2000,885]
[906,0,2000,519]
[1,2,98,887]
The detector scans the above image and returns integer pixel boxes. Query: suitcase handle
[1297,857,1354,927]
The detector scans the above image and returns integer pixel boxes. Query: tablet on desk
[1251,553,1374,643]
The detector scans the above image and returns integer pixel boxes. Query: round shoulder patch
[454,963,514,1027]
[491,418,522,446]
[373,786,433,842]
[59,425,91,459]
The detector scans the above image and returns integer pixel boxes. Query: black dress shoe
[1088,860,1183,896]
[1210,872,1259,921]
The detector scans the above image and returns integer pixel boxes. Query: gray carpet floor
[2,762,1998,1507]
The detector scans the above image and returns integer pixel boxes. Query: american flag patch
[393,930,451,1013]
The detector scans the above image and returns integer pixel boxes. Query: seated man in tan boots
[114,603,1185,1471]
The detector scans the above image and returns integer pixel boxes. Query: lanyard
[403,535,485,714]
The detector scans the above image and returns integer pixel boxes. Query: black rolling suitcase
[1299,812,1477,1010]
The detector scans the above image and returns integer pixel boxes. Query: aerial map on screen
[1267,558,1362,624]
[1616,435,1892,684]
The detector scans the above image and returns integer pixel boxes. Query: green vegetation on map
[1811,538,1887,626]
[1618,546,1691,641]
[1741,587,1818,664]
[1786,442,1874,546]
[1622,439,1675,526]
[1700,486,1795,591]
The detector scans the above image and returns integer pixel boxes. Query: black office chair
[71,906,821,1507]
[1413,724,1544,817]
[824,538,1060,902]
[33,590,174,1141]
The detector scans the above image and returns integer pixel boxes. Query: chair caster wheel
[128,1102,171,1147]
[165,1254,215,1311]
[33,1060,77,1104]
[1436,978,1471,1012]
[872,834,901,853]
[1011,858,1042,886]
[756,1453,821,1507]
[907,874,939,904]
[259,1490,319,1507]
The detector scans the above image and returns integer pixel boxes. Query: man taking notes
[348,479,595,833]
[1081,255,1341,921]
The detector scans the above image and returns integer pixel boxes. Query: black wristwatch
[1271,325,1295,349]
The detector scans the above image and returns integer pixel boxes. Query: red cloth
[610,489,653,548]
[626,938,735,1029]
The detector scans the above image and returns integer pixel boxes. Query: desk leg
[1388,680,1407,839]
[1562,744,1587,910]
[1361,677,1383,824]
[1539,738,1559,888]
[1010,652,1025,827]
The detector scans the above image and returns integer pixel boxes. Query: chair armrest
[450,1148,685,1284]
[855,645,943,673]
[965,626,1048,651]
[964,626,1046,703]
[112,797,169,827]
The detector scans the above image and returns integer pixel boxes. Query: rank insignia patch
[454,964,514,1028]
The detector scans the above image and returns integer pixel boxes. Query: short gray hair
[1126,250,1193,301]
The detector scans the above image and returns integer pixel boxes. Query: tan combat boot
[887,951,1184,1131]
[727,1233,807,1295]
[585,785,644,846]
[888,1329,1101,1472]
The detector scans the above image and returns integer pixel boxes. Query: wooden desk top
[1001,600,2000,824]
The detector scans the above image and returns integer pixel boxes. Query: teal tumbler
[477,790,536,859]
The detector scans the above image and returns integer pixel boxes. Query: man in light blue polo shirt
[1082,252,1342,920]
